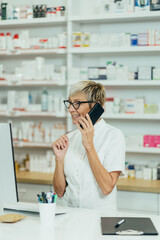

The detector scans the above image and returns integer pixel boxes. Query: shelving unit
[0,81,66,87]
[0,48,66,56]
[1,0,160,211]
[70,11,160,23]
[0,16,66,28]
[13,142,160,154]
[0,112,66,117]
[126,147,160,154]
[93,80,160,87]
[14,142,51,148]
[0,0,68,184]
[104,114,160,120]
[68,0,160,215]
[69,46,160,54]
[16,170,160,193]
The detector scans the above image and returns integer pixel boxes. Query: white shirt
[56,119,125,212]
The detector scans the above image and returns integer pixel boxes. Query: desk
[0,206,160,240]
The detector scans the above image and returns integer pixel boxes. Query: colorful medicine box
[135,0,150,12]
[150,0,160,11]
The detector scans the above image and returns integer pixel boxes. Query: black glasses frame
[63,100,94,110]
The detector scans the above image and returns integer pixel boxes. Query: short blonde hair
[69,81,106,106]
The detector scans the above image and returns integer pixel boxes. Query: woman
[52,81,125,211]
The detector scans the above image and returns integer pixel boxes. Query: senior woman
[52,81,125,212]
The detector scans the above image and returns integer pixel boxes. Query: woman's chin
[72,120,78,125]
[72,118,79,125]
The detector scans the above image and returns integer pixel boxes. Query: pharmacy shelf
[117,178,160,194]
[93,80,160,87]
[126,147,160,154]
[0,48,66,56]
[104,114,160,120]
[13,143,160,153]
[0,80,66,87]
[70,11,160,24]
[14,142,51,148]
[0,17,66,28]
[0,112,66,118]
[16,171,53,185]
[16,171,160,193]
[69,46,160,54]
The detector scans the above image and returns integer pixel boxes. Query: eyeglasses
[63,100,94,110]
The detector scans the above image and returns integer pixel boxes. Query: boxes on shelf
[12,121,66,144]
[100,0,134,13]
[125,135,143,147]
[0,60,66,84]
[122,162,158,180]
[138,66,152,80]
[135,0,150,12]
[150,0,160,11]
[88,67,106,80]
[144,104,158,114]
[143,135,160,148]
[0,3,66,20]
[17,151,55,173]
[125,134,160,148]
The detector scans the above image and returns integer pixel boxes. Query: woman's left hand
[76,113,94,151]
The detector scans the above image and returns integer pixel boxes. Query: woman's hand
[52,135,69,160]
[76,113,94,151]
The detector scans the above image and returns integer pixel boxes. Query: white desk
[0,206,160,240]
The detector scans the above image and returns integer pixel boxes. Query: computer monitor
[0,123,18,204]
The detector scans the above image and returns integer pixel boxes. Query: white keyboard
[3,202,67,215]
[3,202,39,213]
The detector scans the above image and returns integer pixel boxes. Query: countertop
[16,171,160,193]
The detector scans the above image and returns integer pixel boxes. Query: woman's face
[68,93,92,125]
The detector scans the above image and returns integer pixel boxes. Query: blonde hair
[69,81,106,106]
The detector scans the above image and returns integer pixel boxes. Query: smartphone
[80,102,104,128]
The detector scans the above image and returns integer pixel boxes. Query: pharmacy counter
[16,171,53,185]
[0,206,160,240]
[117,178,160,193]
[16,171,160,193]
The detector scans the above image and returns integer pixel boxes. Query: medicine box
[150,0,160,11]
[125,0,134,12]
[125,99,136,114]
[138,66,151,80]
[110,0,126,13]
[135,0,149,12]
[88,67,106,80]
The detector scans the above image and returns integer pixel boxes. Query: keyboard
[3,202,67,215]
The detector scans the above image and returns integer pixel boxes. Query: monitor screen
[0,123,18,204]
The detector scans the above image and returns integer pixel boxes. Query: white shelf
[0,111,66,118]
[69,46,160,54]
[4,80,160,87]
[13,144,160,153]
[91,80,160,87]
[126,147,160,154]
[70,11,160,23]
[0,80,66,87]
[104,114,160,120]
[0,17,66,28]
[14,142,51,148]
[0,48,66,56]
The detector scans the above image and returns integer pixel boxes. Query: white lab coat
[56,119,125,212]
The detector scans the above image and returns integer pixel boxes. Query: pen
[42,192,47,203]
[115,219,125,228]
[37,192,57,203]
[54,193,57,203]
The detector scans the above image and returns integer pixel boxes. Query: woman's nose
[68,104,75,112]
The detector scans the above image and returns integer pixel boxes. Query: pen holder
[39,203,56,228]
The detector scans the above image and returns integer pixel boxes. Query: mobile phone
[80,102,104,128]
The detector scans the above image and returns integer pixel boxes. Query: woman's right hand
[52,135,69,160]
